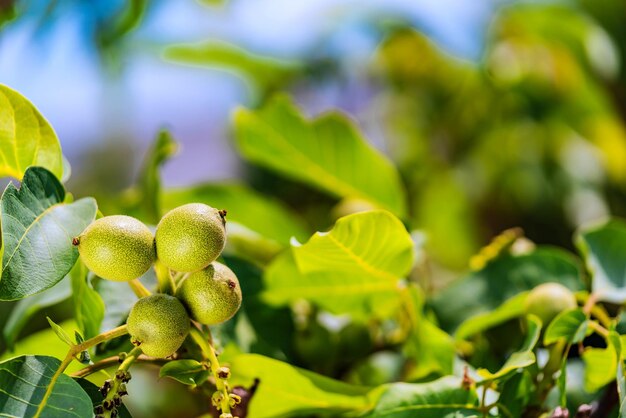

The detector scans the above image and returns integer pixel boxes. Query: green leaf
[544,308,588,345]
[70,260,105,339]
[455,292,528,341]
[2,276,71,349]
[159,359,209,386]
[0,355,92,417]
[0,85,63,180]
[46,317,74,347]
[225,353,370,418]
[75,378,132,418]
[233,96,407,216]
[582,346,617,393]
[164,41,301,92]
[162,182,309,245]
[0,167,97,300]
[432,248,584,332]
[576,218,626,304]
[363,376,479,418]
[477,351,536,382]
[263,210,414,316]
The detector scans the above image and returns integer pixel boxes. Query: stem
[481,386,488,418]
[588,321,610,338]
[190,327,231,415]
[537,340,568,404]
[128,279,151,298]
[101,346,143,418]
[72,355,168,378]
[154,260,175,294]
[33,325,129,418]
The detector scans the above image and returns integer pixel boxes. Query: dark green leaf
[159,360,209,386]
[544,309,588,345]
[498,370,534,418]
[2,276,71,349]
[363,376,479,418]
[576,219,626,303]
[0,355,92,417]
[233,96,407,216]
[0,85,64,180]
[432,248,584,332]
[0,167,97,300]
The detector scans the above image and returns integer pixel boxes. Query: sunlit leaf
[582,347,616,393]
[226,353,370,418]
[544,308,588,345]
[455,292,528,341]
[234,96,407,216]
[263,211,413,316]
[0,85,63,180]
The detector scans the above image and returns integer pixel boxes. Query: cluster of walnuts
[74,203,242,358]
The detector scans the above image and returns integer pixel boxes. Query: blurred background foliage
[1,0,626,416]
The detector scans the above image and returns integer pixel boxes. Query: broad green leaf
[263,211,414,316]
[0,355,92,417]
[165,41,301,92]
[544,308,588,345]
[0,167,97,300]
[576,219,626,303]
[75,378,132,418]
[432,248,584,332]
[70,260,105,339]
[363,376,479,418]
[225,353,370,418]
[159,359,209,386]
[582,346,617,393]
[234,96,407,216]
[2,276,71,349]
[0,85,63,180]
[162,182,309,245]
[97,0,148,49]
[455,292,528,341]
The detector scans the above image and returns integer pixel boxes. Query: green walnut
[176,262,242,325]
[127,294,190,358]
[525,282,577,326]
[155,203,226,272]
[75,215,155,281]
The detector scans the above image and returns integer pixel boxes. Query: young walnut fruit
[75,215,155,281]
[127,294,190,358]
[525,282,577,326]
[176,262,242,325]
[155,203,226,272]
